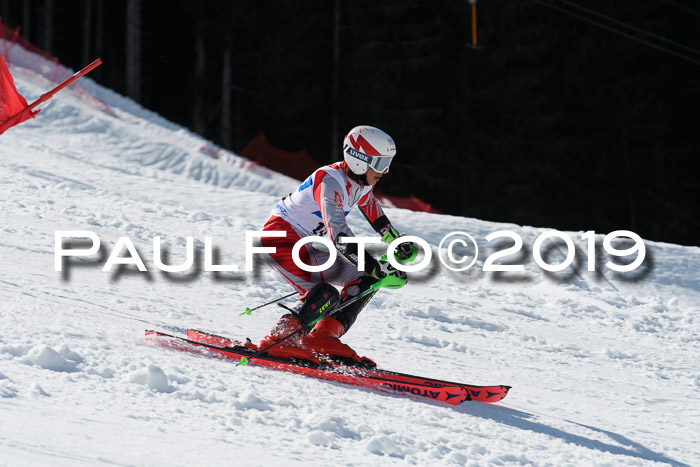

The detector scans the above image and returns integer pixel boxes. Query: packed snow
[1,48,698,466]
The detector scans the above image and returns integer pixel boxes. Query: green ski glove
[382,226,418,263]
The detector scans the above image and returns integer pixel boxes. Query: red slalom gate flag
[0,53,39,135]
[0,57,102,136]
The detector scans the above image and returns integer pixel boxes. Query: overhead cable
[553,0,700,57]
[531,0,700,67]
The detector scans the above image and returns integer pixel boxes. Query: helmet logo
[349,134,381,156]
[346,147,370,162]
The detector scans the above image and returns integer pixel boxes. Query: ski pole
[237,276,402,366]
[240,291,298,316]
[237,323,310,366]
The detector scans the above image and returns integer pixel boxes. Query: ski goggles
[368,155,394,173]
[346,147,394,173]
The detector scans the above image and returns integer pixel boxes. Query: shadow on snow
[457,403,689,467]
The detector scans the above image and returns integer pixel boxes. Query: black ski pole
[240,291,297,316]
[237,324,310,366]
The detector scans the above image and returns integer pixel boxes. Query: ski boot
[256,283,340,362]
[301,276,379,368]
[301,317,375,368]
[256,313,317,361]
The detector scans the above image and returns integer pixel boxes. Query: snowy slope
[1,57,698,467]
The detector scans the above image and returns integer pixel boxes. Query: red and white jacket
[271,162,392,245]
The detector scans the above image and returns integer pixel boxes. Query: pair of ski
[145,328,511,406]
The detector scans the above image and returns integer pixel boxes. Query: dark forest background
[1,0,698,246]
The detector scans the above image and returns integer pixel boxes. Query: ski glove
[333,232,407,287]
[368,258,408,285]
[381,226,417,262]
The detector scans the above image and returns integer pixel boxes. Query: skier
[256,125,416,366]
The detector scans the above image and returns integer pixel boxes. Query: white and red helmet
[342,125,397,175]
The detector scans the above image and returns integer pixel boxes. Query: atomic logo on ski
[380,383,463,402]
[381,383,432,397]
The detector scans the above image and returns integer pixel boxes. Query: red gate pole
[26,58,102,112]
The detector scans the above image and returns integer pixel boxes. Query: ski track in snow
[0,59,698,466]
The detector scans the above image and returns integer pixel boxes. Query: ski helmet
[342,125,396,175]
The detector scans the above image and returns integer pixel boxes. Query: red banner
[0,54,38,135]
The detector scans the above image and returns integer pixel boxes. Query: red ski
[146,330,471,405]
